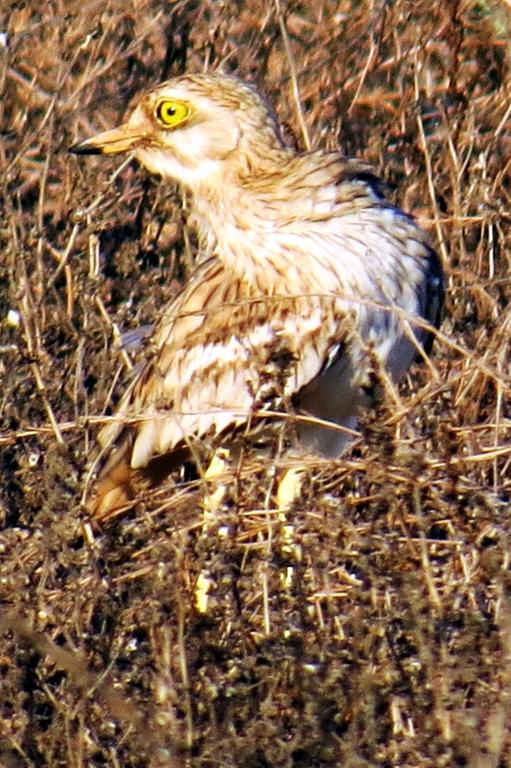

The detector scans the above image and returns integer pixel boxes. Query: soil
[1,1,510,766]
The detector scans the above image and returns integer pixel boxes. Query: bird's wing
[87,256,349,515]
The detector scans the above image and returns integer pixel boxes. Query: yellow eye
[154,99,189,127]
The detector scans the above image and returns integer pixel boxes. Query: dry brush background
[1,0,510,766]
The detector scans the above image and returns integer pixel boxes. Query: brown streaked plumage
[71,72,443,519]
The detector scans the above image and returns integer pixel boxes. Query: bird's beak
[70,125,145,156]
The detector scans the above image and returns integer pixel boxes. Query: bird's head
[70,73,288,189]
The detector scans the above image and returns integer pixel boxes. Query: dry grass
[0,0,510,766]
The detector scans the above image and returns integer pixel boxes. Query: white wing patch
[130,322,289,469]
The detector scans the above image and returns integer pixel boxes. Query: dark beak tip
[69,142,103,156]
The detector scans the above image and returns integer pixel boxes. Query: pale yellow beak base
[70,126,143,156]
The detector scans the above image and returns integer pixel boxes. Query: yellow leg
[195,448,231,615]
[276,466,304,582]
[276,466,304,512]
[202,448,230,517]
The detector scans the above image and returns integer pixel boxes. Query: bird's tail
[86,452,135,522]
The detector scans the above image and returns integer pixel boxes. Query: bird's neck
[188,152,333,291]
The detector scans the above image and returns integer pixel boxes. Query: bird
[70,72,443,519]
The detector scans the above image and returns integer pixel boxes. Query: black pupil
[163,104,176,118]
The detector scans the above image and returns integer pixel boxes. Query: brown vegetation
[0,1,510,766]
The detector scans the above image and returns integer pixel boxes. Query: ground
[1,1,510,766]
